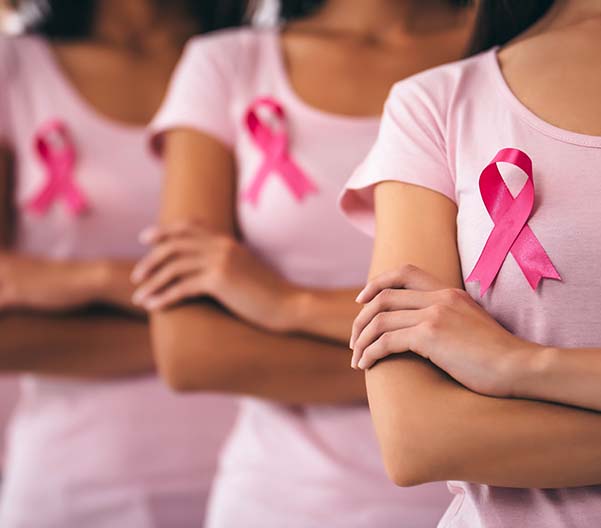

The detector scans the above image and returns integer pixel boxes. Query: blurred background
[0,0,279,491]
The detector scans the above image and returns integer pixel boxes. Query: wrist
[276,287,312,333]
[79,260,114,303]
[507,344,559,400]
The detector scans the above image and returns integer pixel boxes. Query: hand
[0,253,105,311]
[131,221,299,332]
[350,265,541,398]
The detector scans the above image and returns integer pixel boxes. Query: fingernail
[139,227,156,244]
[146,299,160,310]
[355,289,366,303]
[132,292,144,305]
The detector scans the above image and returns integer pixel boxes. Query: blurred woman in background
[134,0,473,526]
[0,1,247,526]
[342,0,601,526]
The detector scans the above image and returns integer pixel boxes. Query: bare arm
[366,181,601,488]
[0,309,152,378]
[150,129,365,403]
[510,346,601,412]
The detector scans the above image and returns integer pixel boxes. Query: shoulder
[183,26,273,66]
[0,34,45,81]
[386,49,495,123]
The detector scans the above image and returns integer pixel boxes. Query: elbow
[153,337,200,392]
[150,314,217,393]
[378,437,438,488]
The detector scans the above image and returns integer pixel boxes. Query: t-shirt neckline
[487,46,601,148]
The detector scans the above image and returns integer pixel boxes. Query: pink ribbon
[243,97,318,206]
[466,148,560,296]
[26,120,88,216]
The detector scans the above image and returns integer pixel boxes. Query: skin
[133,0,474,402]
[349,0,601,487]
[0,0,199,377]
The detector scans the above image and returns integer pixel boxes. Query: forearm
[0,309,154,378]
[368,355,601,489]
[512,346,601,412]
[285,287,360,343]
[151,301,366,405]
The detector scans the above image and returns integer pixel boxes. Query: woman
[133,0,473,526]
[0,1,245,526]
[342,0,601,526]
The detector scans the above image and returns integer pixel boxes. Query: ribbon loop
[466,148,560,296]
[243,97,318,206]
[26,120,88,216]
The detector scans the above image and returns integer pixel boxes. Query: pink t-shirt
[0,35,238,528]
[0,378,18,468]
[150,27,451,528]
[341,47,601,528]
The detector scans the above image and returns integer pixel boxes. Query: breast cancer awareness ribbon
[26,120,88,216]
[466,148,561,296]
[243,97,318,206]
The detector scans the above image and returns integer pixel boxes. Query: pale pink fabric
[341,47,601,528]
[0,379,18,467]
[0,35,238,528]
[150,27,452,528]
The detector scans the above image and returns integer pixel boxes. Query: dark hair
[467,0,555,55]
[18,0,252,40]
[279,0,473,22]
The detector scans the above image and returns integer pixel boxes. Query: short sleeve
[339,78,455,237]
[149,32,239,154]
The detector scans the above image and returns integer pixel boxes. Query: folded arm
[149,129,365,404]
[365,181,601,488]
[0,144,153,378]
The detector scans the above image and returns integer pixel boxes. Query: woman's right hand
[131,221,301,332]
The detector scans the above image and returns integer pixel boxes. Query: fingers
[351,308,428,368]
[132,257,204,307]
[355,264,445,304]
[143,276,205,311]
[356,328,420,370]
[350,288,437,348]
[131,238,201,283]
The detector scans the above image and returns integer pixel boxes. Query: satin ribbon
[26,120,88,216]
[243,97,318,206]
[466,148,561,296]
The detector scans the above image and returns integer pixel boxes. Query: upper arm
[160,128,236,233]
[150,129,237,386]
[367,181,463,484]
[370,180,461,284]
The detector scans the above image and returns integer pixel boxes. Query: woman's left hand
[350,265,542,398]
[131,221,299,332]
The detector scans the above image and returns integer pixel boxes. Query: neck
[307,0,467,42]
[538,0,601,29]
[90,0,196,54]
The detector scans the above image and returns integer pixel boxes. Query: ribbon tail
[242,163,271,206]
[466,214,528,296]
[279,158,319,202]
[465,261,497,297]
[511,226,561,290]
[61,183,88,215]
[25,180,59,215]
